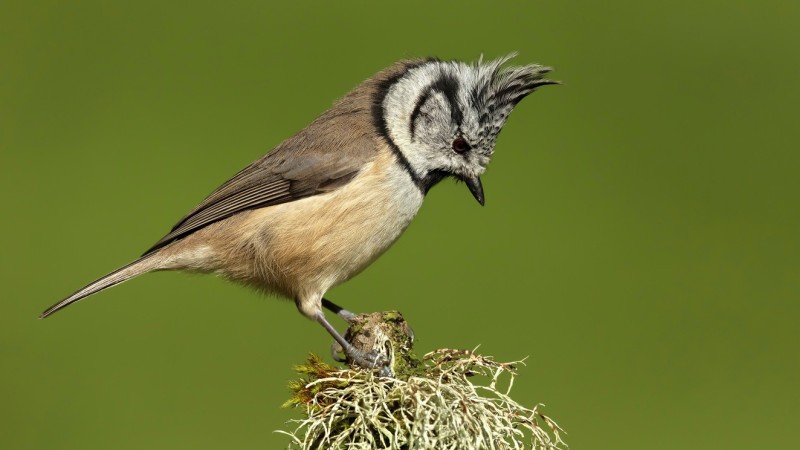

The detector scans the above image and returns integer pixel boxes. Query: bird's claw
[330,341,347,362]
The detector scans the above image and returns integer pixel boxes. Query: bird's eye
[452,137,471,153]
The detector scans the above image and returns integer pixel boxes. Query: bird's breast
[227,150,424,297]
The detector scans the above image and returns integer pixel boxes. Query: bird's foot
[348,346,392,377]
[331,341,392,377]
[317,310,392,377]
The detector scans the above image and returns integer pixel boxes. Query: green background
[2,1,798,449]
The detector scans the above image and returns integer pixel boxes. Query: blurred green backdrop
[2,1,798,449]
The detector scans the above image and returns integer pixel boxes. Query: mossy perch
[280,311,565,449]
[341,311,423,380]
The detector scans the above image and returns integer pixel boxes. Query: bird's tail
[39,252,164,319]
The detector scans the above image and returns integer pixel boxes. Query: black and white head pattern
[374,54,557,195]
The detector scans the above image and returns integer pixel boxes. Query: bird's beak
[464,176,485,206]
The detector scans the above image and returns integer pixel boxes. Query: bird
[40,53,557,372]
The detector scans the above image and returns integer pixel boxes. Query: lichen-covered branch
[278,311,565,450]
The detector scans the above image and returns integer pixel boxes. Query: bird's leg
[322,297,357,321]
[315,310,392,377]
[322,297,356,362]
[322,297,358,362]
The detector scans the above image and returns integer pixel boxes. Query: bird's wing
[143,130,376,255]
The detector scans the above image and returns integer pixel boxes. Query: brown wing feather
[143,136,375,255]
[142,59,425,256]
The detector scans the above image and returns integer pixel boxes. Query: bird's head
[374,54,557,205]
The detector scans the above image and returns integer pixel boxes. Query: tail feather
[39,253,163,319]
